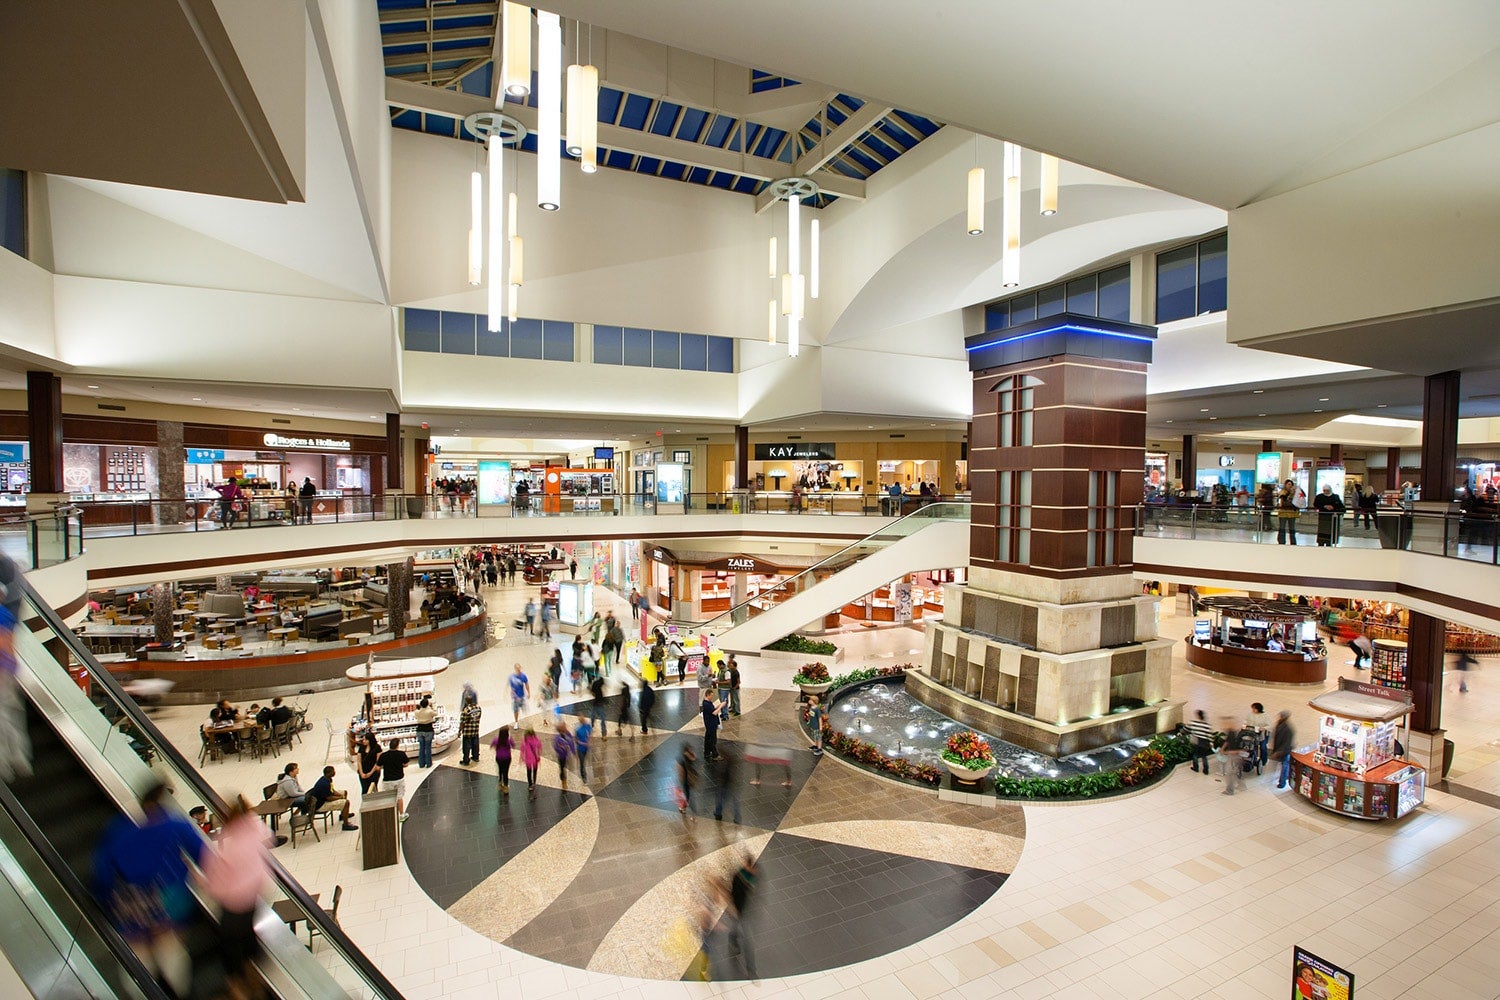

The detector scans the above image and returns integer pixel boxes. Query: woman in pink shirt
[199,796,271,993]
[521,728,542,800]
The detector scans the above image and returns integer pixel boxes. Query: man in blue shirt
[573,715,593,781]
[509,663,530,723]
[307,765,358,830]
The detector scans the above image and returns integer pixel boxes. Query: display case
[1315,715,1397,774]
[352,659,458,756]
[1290,676,1423,821]
[1370,638,1408,689]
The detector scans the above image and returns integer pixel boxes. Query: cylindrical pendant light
[767,298,777,344]
[1040,153,1058,216]
[501,2,531,99]
[1002,142,1021,287]
[508,191,518,235]
[578,64,599,173]
[565,64,585,156]
[536,11,561,211]
[467,169,483,285]
[967,166,985,236]
[767,236,777,279]
[507,282,519,322]
[509,235,524,286]
[486,134,504,330]
[810,218,820,299]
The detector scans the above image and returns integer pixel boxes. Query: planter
[944,759,996,783]
[760,646,844,666]
[798,681,833,697]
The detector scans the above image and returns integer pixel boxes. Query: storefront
[642,544,801,621]
[1290,677,1425,821]
[183,428,384,519]
[1185,596,1328,684]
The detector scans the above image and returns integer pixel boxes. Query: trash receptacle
[1443,738,1455,779]
[360,790,399,869]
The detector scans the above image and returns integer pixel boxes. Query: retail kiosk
[1290,677,1425,821]
[345,656,458,759]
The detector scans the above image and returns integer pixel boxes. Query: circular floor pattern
[401,685,1027,981]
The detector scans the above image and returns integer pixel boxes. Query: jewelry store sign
[262,432,351,452]
[754,442,835,460]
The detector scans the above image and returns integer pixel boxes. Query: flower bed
[792,662,830,686]
[798,666,944,787]
[991,733,1191,800]
[941,730,997,773]
[766,634,838,656]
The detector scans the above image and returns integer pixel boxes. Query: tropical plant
[767,634,838,656]
[792,662,831,685]
[941,730,997,770]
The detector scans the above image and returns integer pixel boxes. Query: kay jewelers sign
[262,432,351,452]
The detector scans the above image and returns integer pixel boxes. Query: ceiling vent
[272,418,292,425]
[97,403,125,412]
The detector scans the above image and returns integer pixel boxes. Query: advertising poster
[1315,467,1346,498]
[477,460,512,505]
[656,463,685,503]
[1257,452,1283,486]
[1292,947,1354,1000]
[892,581,913,623]
[1193,620,1212,642]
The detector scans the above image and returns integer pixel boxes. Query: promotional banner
[892,581,913,623]
[477,460,512,505]
[1292,947,1353,1000]
[656,463,685,503]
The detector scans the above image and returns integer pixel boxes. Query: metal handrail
[687,501,971,632]
[0,779,172,1000]
[16,575,406,1000]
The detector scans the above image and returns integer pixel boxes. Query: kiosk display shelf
[1290,676,1423,821]
[1370,638,1408,689]
[349,657,458,755]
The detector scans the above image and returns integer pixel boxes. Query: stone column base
[1406,728,1446,779]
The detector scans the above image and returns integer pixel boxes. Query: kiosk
[1185,596,1327,684]
[1290,677,1425,821]
[345,656,458,759]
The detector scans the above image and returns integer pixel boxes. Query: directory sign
[1292,946,1353,999]
[477,460,512,505]
[656,463,685,503]
[1193,620,1212,642]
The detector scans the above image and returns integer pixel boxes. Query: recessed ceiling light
[1314,409,1323,413]
[87,384,100,389]
[1377,404,1388,408]
[1209,416,1218,420]
[1318,397,1330,402]
[1199,408,1210,413]
[1258,413,1267,417]
[192,397,203,401]
[1166,419,1174,424]
[1252,389,1264,394]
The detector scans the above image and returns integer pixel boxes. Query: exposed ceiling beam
[381,25,496,48]
[385,45,490,70]
[752,171,866,212]
[385,78,866,200]
[442,56,492,89]
[380,3,498,25]
[794,101,892,175]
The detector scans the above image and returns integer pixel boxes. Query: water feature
[833,680,1152,778]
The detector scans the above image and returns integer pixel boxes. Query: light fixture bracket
[463,112,528,146]
[766,177,819,202]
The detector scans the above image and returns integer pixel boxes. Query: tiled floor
[143,576,1500,999]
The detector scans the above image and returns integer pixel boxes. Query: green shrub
[766,634,838,656]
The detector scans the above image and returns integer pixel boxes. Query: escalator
[0,576,409,1000]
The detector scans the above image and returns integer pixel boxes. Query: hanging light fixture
[508,192,523,286]
[767,236,777,279]
[565,64,584,156]
[1002,141,1021,287]
[464,112,526,331]
[1040,153,1058,216]
[579,64,599,173]
[535,11,561,210]
[768,177,818,358]
[967,136,984,236]
[810,218,820,299]
[500,2,531,99]
[467,161,483,286]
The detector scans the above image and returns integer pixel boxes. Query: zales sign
[263,432,351,452]
[725,557,756,571]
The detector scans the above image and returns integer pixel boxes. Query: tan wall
[676,430,967,495]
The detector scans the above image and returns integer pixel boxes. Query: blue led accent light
[964,323,1156,353]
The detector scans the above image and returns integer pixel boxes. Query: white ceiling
[540,1,1500,211]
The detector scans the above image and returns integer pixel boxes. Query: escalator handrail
[689,500,971,630]
[17,576,406,1000]
[0,779,174,1000]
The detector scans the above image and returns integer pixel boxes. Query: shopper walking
[379,737,410,816]
[414,696,436,768]
[539,600,554,642]
[553,720,576,790]
[616,676,636,740]
[459,685,482,765]
[299,476,317,524]
[573,715,593,782]
[1221,719,1246,795]
[201,794,273,998]
[521,728,542,799]
[712,748,741,823]
[1186,709,1213,774]
[1455,650,1476,693]
[215,476,243,529]
[676,743,699,819]
[639,677,656,735]
[1270,711,1295,789]
[630,588,641,621]
[1248,702,1270,773]
[524,598,537,636]
[509,664,530,724]
[91,782,204,998]
[492,726,514,796]
[589,675,609,738]
[0,558,33,782]
[728,853,759,980]
[701,689,723,762]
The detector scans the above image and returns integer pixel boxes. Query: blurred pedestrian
[617,676,636,741]
[1455,650,1476,693]
[522,727,542,799]
[509,664,530,724]
[589,674,609,739]
[1186,708,1212,774]
[92,782,203,997]
[639,678,656,735]
[713,748,741,824]
[1221,717,1246,795]
[1270,711,1295,789]
[747,745,794,787]
[553,720,575,790]
[702,689,722,762]
[728,853,759,980]
[0,553,32,781]
[573,715,593,782]
[201,795,272,998]
[459,685,482,765]
[1248,702,1270,774]
[493,725,513,796]
[677,743,699,820]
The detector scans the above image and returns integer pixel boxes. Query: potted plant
[793,662,832,696]
[940,730,997,783]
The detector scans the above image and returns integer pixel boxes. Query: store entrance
[634,470,654,506]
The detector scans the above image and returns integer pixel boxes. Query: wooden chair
[272,721,294,751]
[288,806,320,848]
[197,729,222,766]
[307,886,342,948]
[253,725,277,760]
